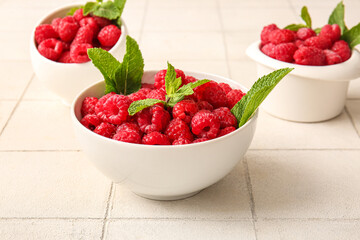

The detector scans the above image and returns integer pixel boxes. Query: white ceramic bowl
[30,3,128,106]
[71,71,258,200]
[246,41,360,122]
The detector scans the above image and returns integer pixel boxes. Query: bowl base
[133,190,202,201]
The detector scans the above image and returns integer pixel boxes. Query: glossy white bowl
[246,41,360,122]
[30,3,128,106]
[71,71,258,200]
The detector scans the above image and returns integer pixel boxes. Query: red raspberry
[273,42,297,62]
[58,51,72,63]
[81,97,98,116]
[172,99,198,124]
[218,126,236,137]
[195,81,228,108]
[58,16,79,42]
[324,49,342,65]
[62,42,71,51]
[93,16,112,28]
[197,101,213,111]
[79,17,99,36]
[227,89,245,109]
[73,8,87,22]
[165,118,194,142]
[35,24,59,44]
[293,46,326,66]
[142,132,171,145]
[295,40,305,48]
[331,40,351,62]
[37,38,63,61]
[172,138,192,145]
[128,88,152,102]
[260,24,279,45]
[142,83,155,89]
[137,105,170,134]
[183,76,197,85]
[320,24,341,43]
[219,83,232,94]
[154,69,186,90]
[95,94,132,125]
[94,122,116,138]
[213,107,237,128]
[146,88,166,101]
[261,43,276,58]
[193,138,209,143]
[113,130,142,144]
[80,114,101,130]
[305,36,332,50]
[191,110,220,139]
[268,29,295,45]
[296,28,316,40]
[72,26,94,45]
[51,18,62,33]
[97,25,121,47]
[70,43,92,63]
[116,122,142,135]
[95,92,116,113]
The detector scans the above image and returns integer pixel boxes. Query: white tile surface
[23,77,60,101]
[219,0,290,8]
[228,60,257,89]
[122,8,146,32]
[346,100,360,136]
[0,100,17,133]
[348,79,360,99]
[224,31,260,60]
[148,0,217,8]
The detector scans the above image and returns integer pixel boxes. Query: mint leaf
[83,2,99,15]
[328,1,348,34]
[67,6,83,16]
[114,0,126,17]
[128,99,166,116]
[314,27,321,34]
[284,24,307,31]
[93,1,120,20]
[165,62,182,96]
[114,35,144,95]
[87,48,121,94]
[231,68,293,127]
[301,6,312,28]
[342,23,360,48]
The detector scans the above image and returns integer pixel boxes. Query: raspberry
[37,38,63,61]
[51,18,62,33]
[113,130,142,144]
[268,29,295,45]
[80,114,101,130]
[191,110,220,139]
[173,138,192,145]
[219,83,232,94]
[218,126,236,137]
[142,83,155,89]
[137,105,170,134]
[70,43,92,63]
[331,40,351,62]
[197,101,213,111]
[320,24,341,43]
[93,16,112,28]
[213,107,237,128]
[154,69,186,90]
[95,92,116,112]
[227,89,245,109]
[62,42,71,51]
[183,76,197,85]
[72,26,94,45]
[261,43,276,58]
[95,94,132,125]
[81,97,98,116]
[296,28,316,40]
[35,24,59,44]
[94,122,116,138]
[58,16,79,42]
[79,17,99,36]
[305,36,332,50]
[146,88,166,101]
[260,24,279,45]
[128,88,152,102]
[58,51,72,63]
[97,25,121,47]
[293,46,326,66]
[116,122,142,135]
[193,138,209,143]
[295,40,305,48]
[172,100,198,124]
[142,132,171,145]
[165,118,193,142]
[195,81,228,108]
[324,49,342,65]
[73,8,86,22]
[273,42,297,62]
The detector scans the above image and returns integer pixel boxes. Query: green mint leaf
[328,1,348,34]
[231,68,293,127]
[165,62,182,96]
[67,6,83,16]
[87,48,121,94]
[128,99,166,116]
[167,93,185,107]
[342,23,360,48]
[184,79,210,89]
[314,27,321,34]
[284,24,307,31]
[93,1,120,20]
[114,0,126,17]
[301,6,312,28]
[83,2,99,15]
[114,35,144,95]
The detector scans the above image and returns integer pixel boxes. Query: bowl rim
[246,40,360,82]
[30,2,127,66]
[70,70,259,149]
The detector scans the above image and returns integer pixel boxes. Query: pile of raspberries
[260,24,351,65]
[35,9,121,63]
[80,69,246,145]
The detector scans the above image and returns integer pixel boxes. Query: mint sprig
[128,99,166,116]
[284,6,311,31]
[328,1,348,34]
[88,35,144,95]
[231,68,293,127]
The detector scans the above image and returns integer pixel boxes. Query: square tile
[250,111,360,149]
[219,0,290,8]
[224,31,260,60]
[0,219,103,240]
[0,152,111,218]
[0,101,80,150]
[23,77,60,101]
[0,31,31,60]
[247,150,360,219]
[346,100,360,136]
[110,163,252,220]
[0,100,16,133]
[228,60,257,89]
[122,8,146,32]
[348,78,360,99]
[148,0,217,8]
[106,219,256,240]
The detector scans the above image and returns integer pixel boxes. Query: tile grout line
[137,0,149,45]
[345,106,360,137]
[0,73,34,137]
[287,0,299,17]
[100,182,115,240]
[248,148,360,151]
